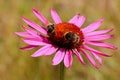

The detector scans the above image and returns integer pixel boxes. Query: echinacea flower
[15,8,117,68]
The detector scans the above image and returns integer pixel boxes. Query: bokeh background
[0,0,120,80]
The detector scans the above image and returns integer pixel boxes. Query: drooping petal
[20,45,38,50]
[73,49,85,64]
[85,28,113,36]
[52,48,65,65]
[80,49,99,68]
[64,50,73,68]
[82,18,104,33]
[22,38,49,46]
[32,8,50,25]
[85,34,113,41]
[51,8,62,24]
[22,26,40,38]
[15,32,34,38]
[82,45,112,57]
[68,14,80,24]
[75,16,85,27]
[31,45,52,57]
[90,51,102,64]
[22,26,48,42]
[44,46,58,56]
[22,17,47,34]
[85,41,117,50]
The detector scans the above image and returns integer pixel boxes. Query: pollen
[47,22,84,49]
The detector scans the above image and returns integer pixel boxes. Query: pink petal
[31,45,52,57]
[80,49,99,68]
[64,51,73,68]
[76,16,85,27]
[82,18,104,33]
[68,14,80,24]
[22,26,40,38]
[15,32,34,38]
[44,46,57,56]
[90,51,102,64]
[73,49,85,64]
[32,8,49,25]
[85,28,113,36]
[22,17,47,34]
[85,41,117,50]
[82,45,112,57]
[52,49,65,65]
[20,45,38,50]
[85,34,113,41]
[51,8,62,24]
[22,38,48,46]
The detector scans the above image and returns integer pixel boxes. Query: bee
[47,24,55,36]
[64,32,80,44]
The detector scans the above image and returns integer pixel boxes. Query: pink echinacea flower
[15,8,117,68]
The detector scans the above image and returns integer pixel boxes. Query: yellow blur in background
[0,0,120,80]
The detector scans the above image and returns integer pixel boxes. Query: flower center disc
[47,22,84,49]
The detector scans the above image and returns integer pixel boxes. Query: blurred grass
[0,0,120,80]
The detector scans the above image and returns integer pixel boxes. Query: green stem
[60,62,65,80]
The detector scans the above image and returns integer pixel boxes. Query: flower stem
[60,62,65,80]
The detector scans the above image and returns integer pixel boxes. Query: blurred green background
[0,0,120,80]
